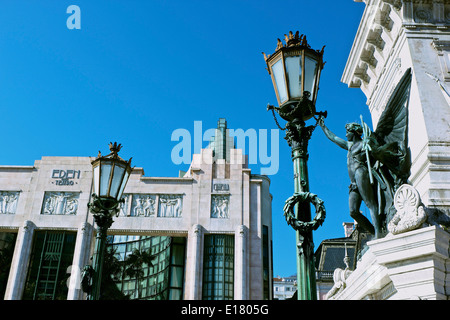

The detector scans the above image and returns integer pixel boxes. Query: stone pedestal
[328,226,450,300]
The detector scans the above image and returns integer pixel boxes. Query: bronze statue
[319,119,382,237]
[318,69,412,238]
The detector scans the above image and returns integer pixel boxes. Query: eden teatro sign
[51,169,81,186]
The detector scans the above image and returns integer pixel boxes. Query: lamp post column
[287,120,317,300]
[263,31,326,300]
[81,142,132,300]
[89,212,113,300]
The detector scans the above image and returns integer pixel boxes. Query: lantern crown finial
[263,30,325,62]
[93,142,130,163]
[109,142,122,155]
[285,31,302,47]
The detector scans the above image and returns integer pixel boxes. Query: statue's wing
[373,68,412,182]
[374,68,411,145]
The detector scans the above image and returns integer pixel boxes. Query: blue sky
[0,1,372,277]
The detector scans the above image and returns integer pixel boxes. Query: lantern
[264,31,325,121]
[91,142,132,210]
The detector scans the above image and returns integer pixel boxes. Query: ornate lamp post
[264,31,327,300]
[85,142,132,300]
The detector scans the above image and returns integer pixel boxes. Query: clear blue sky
[0,0,372,277]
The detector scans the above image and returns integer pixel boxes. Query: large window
[23,231,76,300]
[262,225,271,300]
[0,232,17,299]
[202,234,234,300]
[107,235,186,300]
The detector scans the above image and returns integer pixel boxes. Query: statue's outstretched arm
[318,117,348,150]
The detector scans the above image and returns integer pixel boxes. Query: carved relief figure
[65,198,78,215]
[41,192,79,215]
[133,197,144,216]
[118,195,130,216]
[158,195,182,217]
[211,195,230,219]
[131,194,156,217]
[0,191,19,214]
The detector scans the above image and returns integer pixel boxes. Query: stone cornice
[0,165,35,171]
[107,229,189,236]
[140,176,194,183]
[343,0,449,103]
[343,0,393,89]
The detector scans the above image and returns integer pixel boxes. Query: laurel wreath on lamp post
[283,191,326,233]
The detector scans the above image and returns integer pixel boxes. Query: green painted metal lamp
[264,31,327,300]
[264,31,325,122]
[91,142,133,212]
[83,142,132,300]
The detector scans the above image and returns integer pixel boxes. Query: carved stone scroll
[387,184,427,234]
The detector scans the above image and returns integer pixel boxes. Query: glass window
[99,163,112,197]
[285,55,302,99]
[0,232,17,299]
[106,235,186,300]
[23,231,76,300]
[202,234,234,300]
[263,225,271,300]
[272,59,288,103]
[303,56,318,96]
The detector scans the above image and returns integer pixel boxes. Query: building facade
[0,120,273,300]
[330,0,450,300]
[315,223,357,300]
[273,275,296,300]
[342,0,450,212]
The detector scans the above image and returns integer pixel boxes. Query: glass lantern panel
[93,164,100,196]
[304,56,318,98]
[285,55,302,99]
[272,59,288,104]
[117,170,130,200]
[109,164,126,199]
[99,163,112,197]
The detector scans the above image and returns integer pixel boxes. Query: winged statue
[319,68,412,238]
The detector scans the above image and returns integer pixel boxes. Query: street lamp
[264,31,326,300]
[86,142,132,300]
[264,31,325,121]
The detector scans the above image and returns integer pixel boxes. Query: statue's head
[345,122,363,137]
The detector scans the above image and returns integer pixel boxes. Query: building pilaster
[185,224,203,299]
[67,222,93,300]
[234,225,248,299]
[4,220,35,300]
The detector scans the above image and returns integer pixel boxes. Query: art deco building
[0,119,273,300]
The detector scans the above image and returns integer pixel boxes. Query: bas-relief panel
[134,195,156,217]
[0,191,20,214]
[158,194,183,218]
[211,194,230,219]
[118,194,183,218]
[41,191,80,215]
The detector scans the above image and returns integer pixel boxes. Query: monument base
[327,226,450,300]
